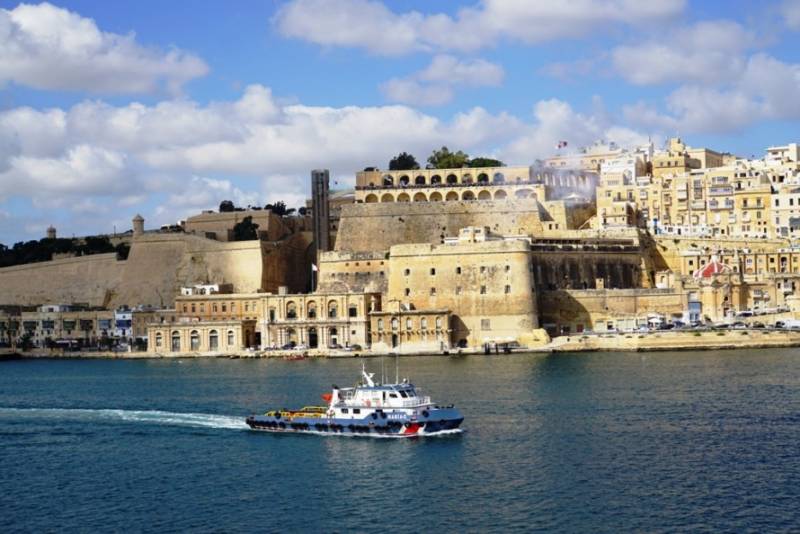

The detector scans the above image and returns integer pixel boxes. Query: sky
[1,0,799,244]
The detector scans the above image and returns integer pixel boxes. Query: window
[480,266,486,273]
[505,285,511,294]
[342,408,349,414]
[269,309,276,322]
[348,305,358,318]
[406,318,412,330]
[481,319,491,330]
[391,318,399,330]
[430,268,436,275]
[191,304,196,313]
[353,409,361,414]
[456,267,462,274]
[209,330,218,350]
[505,265,510,272]
[286,302,297,319]
[222,304,227,313]
[171,331,180,351]
[190,330,200,351]
[404,269,410,276]
[456,286,462,295]
[328,301,338,318]
[307,303,316,319]
[377,318,384,331]
[430,287,436,296]
[405,288,410,297]
[227,330,235,346]
[212,304,218,313]
[155,333,162,348]
[182,305,187,313]
[480,286,487,294]
[421,318,428,330]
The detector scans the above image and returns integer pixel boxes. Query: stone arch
[445,191,459,201]
[415,175,426,185]
[431,174,442,185]
[286,301,297,319]
[397,192,410,202]
[493,172,505,183]
[413,192,427,202]
[462,191,476,201]
[478,190,492,200]
[382,174,394,186]
[515,189,534,199]
[462,173,473,184]
[190,330,200,351]
[365,193,378,203]
[171,331,180,351]
[285,328,297,346]
[494,190,508,200]
[380,193,394,202]
[399,175,410,186]
[477,173,489,183]
[227,330,235,346]
[306,301,317,319]
[327,300,338,318]
[155,332,163,348]
[446,174,458,184]
[430,192,443,202]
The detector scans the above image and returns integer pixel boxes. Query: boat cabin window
[341,408,348,413]
[353,409,361,414]
[399,391,408,398]
[389,393,398,398]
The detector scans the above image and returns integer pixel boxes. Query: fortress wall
[0,253,124,307]
[335,199,544,252]
[261,233,312,294]
[317,250,389,294]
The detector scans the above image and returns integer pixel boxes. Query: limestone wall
[335,199,544,253]
[0,253,123,307]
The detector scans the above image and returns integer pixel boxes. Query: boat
[245,364,464,437]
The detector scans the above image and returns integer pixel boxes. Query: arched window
[382,174,394,186]
[413,192,426,202]
[435,317,443,329]
[209,330,219,350]
[415,175,426,185]
[286,301,297,319]
[155,332,163,348]
[421,318,428,330]
[493,172,505,183]
[365,194,378,203]
[477,173,489,183]
[171,331,180,351]
[462,173,473,184]
[307,301,317,319]
[399,175,410,186]
[227,330,235,346]
[391,318,399,330]
[190,330,200,351]
[406,318,412,330]
[377,318,384,331]
[328,301,338,318]
[446,174,458,184]
[431,175,442,185]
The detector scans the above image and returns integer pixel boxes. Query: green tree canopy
[219,200,235,212]
[232,216,260,241]
[469,157,505,168]
[265,201,296,217]
[427,146,469,169]
[388,152,420,171]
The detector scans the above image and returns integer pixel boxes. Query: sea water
[2,350,800,532]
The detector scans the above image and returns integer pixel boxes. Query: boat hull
[245,409,464,437]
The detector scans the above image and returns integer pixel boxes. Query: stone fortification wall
[0,232,310,309]
[0,253,123,307]
[335,199,544,253]
[317,250,388,294]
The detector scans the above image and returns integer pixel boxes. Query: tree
[469,157,505,168]
[232,216,260,241]
[388,152,420,171]
[298,207,308,216]
[115,242,130,260]
[219,200,235,212]
[427,146,469,169]
[265,201,296,217]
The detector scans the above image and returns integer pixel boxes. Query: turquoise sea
[2,350,800,532]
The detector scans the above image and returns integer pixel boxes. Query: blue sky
[1,0,799,244]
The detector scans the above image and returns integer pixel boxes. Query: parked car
[751,321,765,329]
[731,321,747,329]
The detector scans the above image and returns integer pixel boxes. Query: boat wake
[0,407,248,430]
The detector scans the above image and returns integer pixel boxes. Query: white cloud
[0,2,208,94]
[782,0,800,30]
[623,54,800,134]
[611,20,755,85]
[154,176,260,221]
[274,0,686,55]
[381,55,503,106]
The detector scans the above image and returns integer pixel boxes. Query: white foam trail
[0,407,248,430]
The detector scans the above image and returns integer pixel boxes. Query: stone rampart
[335,199,544,252]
